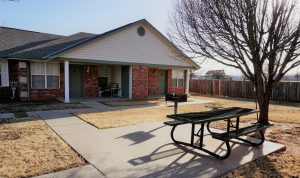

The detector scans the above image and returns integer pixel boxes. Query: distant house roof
[0,19,200,69]
[205,70,226,76]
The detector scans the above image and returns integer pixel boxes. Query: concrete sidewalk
[39,111,285,178]
[33,165,104,178]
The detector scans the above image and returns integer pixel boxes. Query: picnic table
[165,107,271,160]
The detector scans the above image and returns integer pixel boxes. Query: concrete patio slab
[33,164,104,178]
[41,113,285,178]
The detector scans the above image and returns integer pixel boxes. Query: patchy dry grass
[196,96,300,124]
[0,100,89,114]
[0,118,85,178]
[75,103,212,129]
[76,95,300,129]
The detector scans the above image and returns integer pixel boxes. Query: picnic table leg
[236,116,240,130]
[171,125,193,147]
[191,123,195,146]
[206,121,217,134]
[199,123,204,148]
[227,118,231,132]
[170,123,232,160]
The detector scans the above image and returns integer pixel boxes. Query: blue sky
[1,0,298,76]
[0,0,171,36]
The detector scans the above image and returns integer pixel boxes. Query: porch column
[64,61,70,103]
[185,69,190,94]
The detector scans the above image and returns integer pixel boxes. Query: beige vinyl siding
[62,24,191,67]
[110,65,122,96]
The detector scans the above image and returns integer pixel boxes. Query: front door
[69,65,83,98]
[158,70,167,95]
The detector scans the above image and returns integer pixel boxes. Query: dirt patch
[0,118,85,178]
[0,100,89,114]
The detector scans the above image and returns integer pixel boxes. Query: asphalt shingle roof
[9,32,97,59]
[0,27,63,58]
[0,19,143,60]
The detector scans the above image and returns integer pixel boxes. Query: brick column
[148,68,158,96]
[18,61,29,101]
[83,65,99,97]
[132,65,148,100]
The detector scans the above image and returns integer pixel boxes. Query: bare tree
[169,0,300,124]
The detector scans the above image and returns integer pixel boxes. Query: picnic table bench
[165,107,271,160]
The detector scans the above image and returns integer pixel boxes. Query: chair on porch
[99,81,120,97]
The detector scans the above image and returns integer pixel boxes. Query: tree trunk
[257,98,270,124]
[256,86,272,124]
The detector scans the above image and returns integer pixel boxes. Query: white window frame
[31,62,60,89]
[172,70,185,88]
[0,60,9,87]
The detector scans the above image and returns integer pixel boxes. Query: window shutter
[1,60,9,86]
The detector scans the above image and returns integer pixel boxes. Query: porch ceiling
[54,57,194,69]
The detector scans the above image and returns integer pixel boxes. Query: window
[98,65,109,89]
[137,27,146,37]
[0,60,9,87]
[172,70,184,87]
[31,62,60,89]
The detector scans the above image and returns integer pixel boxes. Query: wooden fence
[190,79,300,102]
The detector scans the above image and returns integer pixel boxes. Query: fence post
[219,80,221,96]
[212,80,215,96]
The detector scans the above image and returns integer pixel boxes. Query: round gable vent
[137,27,146,37]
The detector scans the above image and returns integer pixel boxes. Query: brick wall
[132,65,148,100]
[18,61,29,101]
[148,68,158,96]
[83,65,99,97]
[30,63,64,100]
[167,69,186,94]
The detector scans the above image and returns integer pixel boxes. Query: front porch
[63,61,132,103]
[63,60,190,103]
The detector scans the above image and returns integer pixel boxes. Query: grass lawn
[0,100,89,114]
[76,95,300,129]
[0,117,85,178]
[76,95,300,177]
